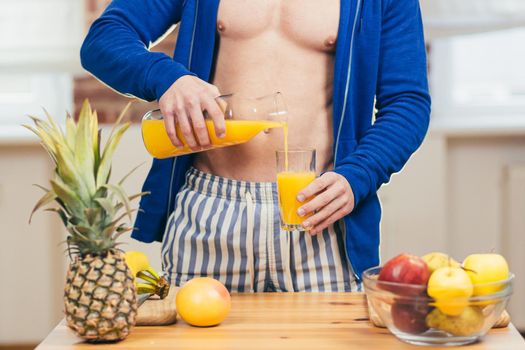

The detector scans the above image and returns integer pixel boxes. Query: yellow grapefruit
[176,277,231,327]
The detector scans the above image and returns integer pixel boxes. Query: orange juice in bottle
[141,93,287,158]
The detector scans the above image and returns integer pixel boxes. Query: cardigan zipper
[187,0,199,70]
[166,0,200,221]
[333,0,361,166]
[334,0,362,284]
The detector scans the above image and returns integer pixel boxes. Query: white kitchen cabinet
[0,73,73,142]
[420,0,525,39]
[0,0,83,70]
[0,0,83,141]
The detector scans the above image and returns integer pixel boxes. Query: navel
[324,35,337,48]
[217,20,226,32]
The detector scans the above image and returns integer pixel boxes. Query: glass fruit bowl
[363,266,514,346]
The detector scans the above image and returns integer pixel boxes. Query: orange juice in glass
[276,149,316,231]
[142,93,287,159]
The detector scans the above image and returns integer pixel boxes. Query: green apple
[463,253,509,296]
[422,252,460,275]
[427,266,473,316]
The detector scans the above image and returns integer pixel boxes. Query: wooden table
[37,293,525,349]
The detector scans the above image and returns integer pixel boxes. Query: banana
[124,251,170,299]
[125,251,155,277]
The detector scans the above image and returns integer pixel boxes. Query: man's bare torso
[193,0,340,181]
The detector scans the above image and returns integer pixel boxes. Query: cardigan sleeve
[80,0,195,101]
[334,0,431,206]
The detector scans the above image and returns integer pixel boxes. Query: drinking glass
[276,149,316,231]
[141,92,287,158]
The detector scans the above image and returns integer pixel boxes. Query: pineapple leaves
[96,122,130,187]
[65,111,77,151]
[43,108,66,144]
[50,178,84,217]
[29,115,62,146]
[118,162,146,186]
[102,184,133,222]
[69,226,93,244]
[22,123,58,164]
[44,208,69,226]
[54,143,91,204]
[29,190,57,223]
[27,99,147,255]
[114,226,133,240]
[33,183,51,192]
[74,102,97,196]
[108,209,137,230]
[108,101,133,142]
[94,198,116,219]
[94,128,102,176]
[92,110,99,160]
[96,100,133,187]
[84,207,102,226]
[128,191,150,202]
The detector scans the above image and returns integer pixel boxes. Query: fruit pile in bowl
[363,252,514,346]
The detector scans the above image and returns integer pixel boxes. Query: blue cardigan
[80,0,431,280]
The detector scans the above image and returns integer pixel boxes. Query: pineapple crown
[23,100,148,257]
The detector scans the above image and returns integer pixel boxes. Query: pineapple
[24,100,147,342]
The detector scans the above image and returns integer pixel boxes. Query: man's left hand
[296,172,355,235]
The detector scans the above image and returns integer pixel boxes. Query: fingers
[162,109,183,148]
[176,107,198,149]
[301,195,345,231]
[296,177,327,202]
[202,97,226,138]
[159,77,223,150]
[309,207,350,235]
[298,184,338,217]
[296,172,355,235]
[297,172,337,202]
[187,98,210,147]
[207,83,221,98]
[300,186,345,233]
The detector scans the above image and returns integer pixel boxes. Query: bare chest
[216,0,340,52]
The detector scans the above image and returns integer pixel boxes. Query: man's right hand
[159,75,226,150]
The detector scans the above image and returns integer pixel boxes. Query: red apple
[391,301,431,334]
[378,253,430,295]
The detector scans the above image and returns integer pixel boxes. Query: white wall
[378,134,448,259]
[0,144,64,344]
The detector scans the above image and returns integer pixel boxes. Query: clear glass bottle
[141,92,287,159]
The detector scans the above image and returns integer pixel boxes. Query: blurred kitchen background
[1,0,525,348]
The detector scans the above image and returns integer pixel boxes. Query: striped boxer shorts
[161,167,359,292]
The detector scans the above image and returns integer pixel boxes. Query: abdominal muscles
[193,0,339,181]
